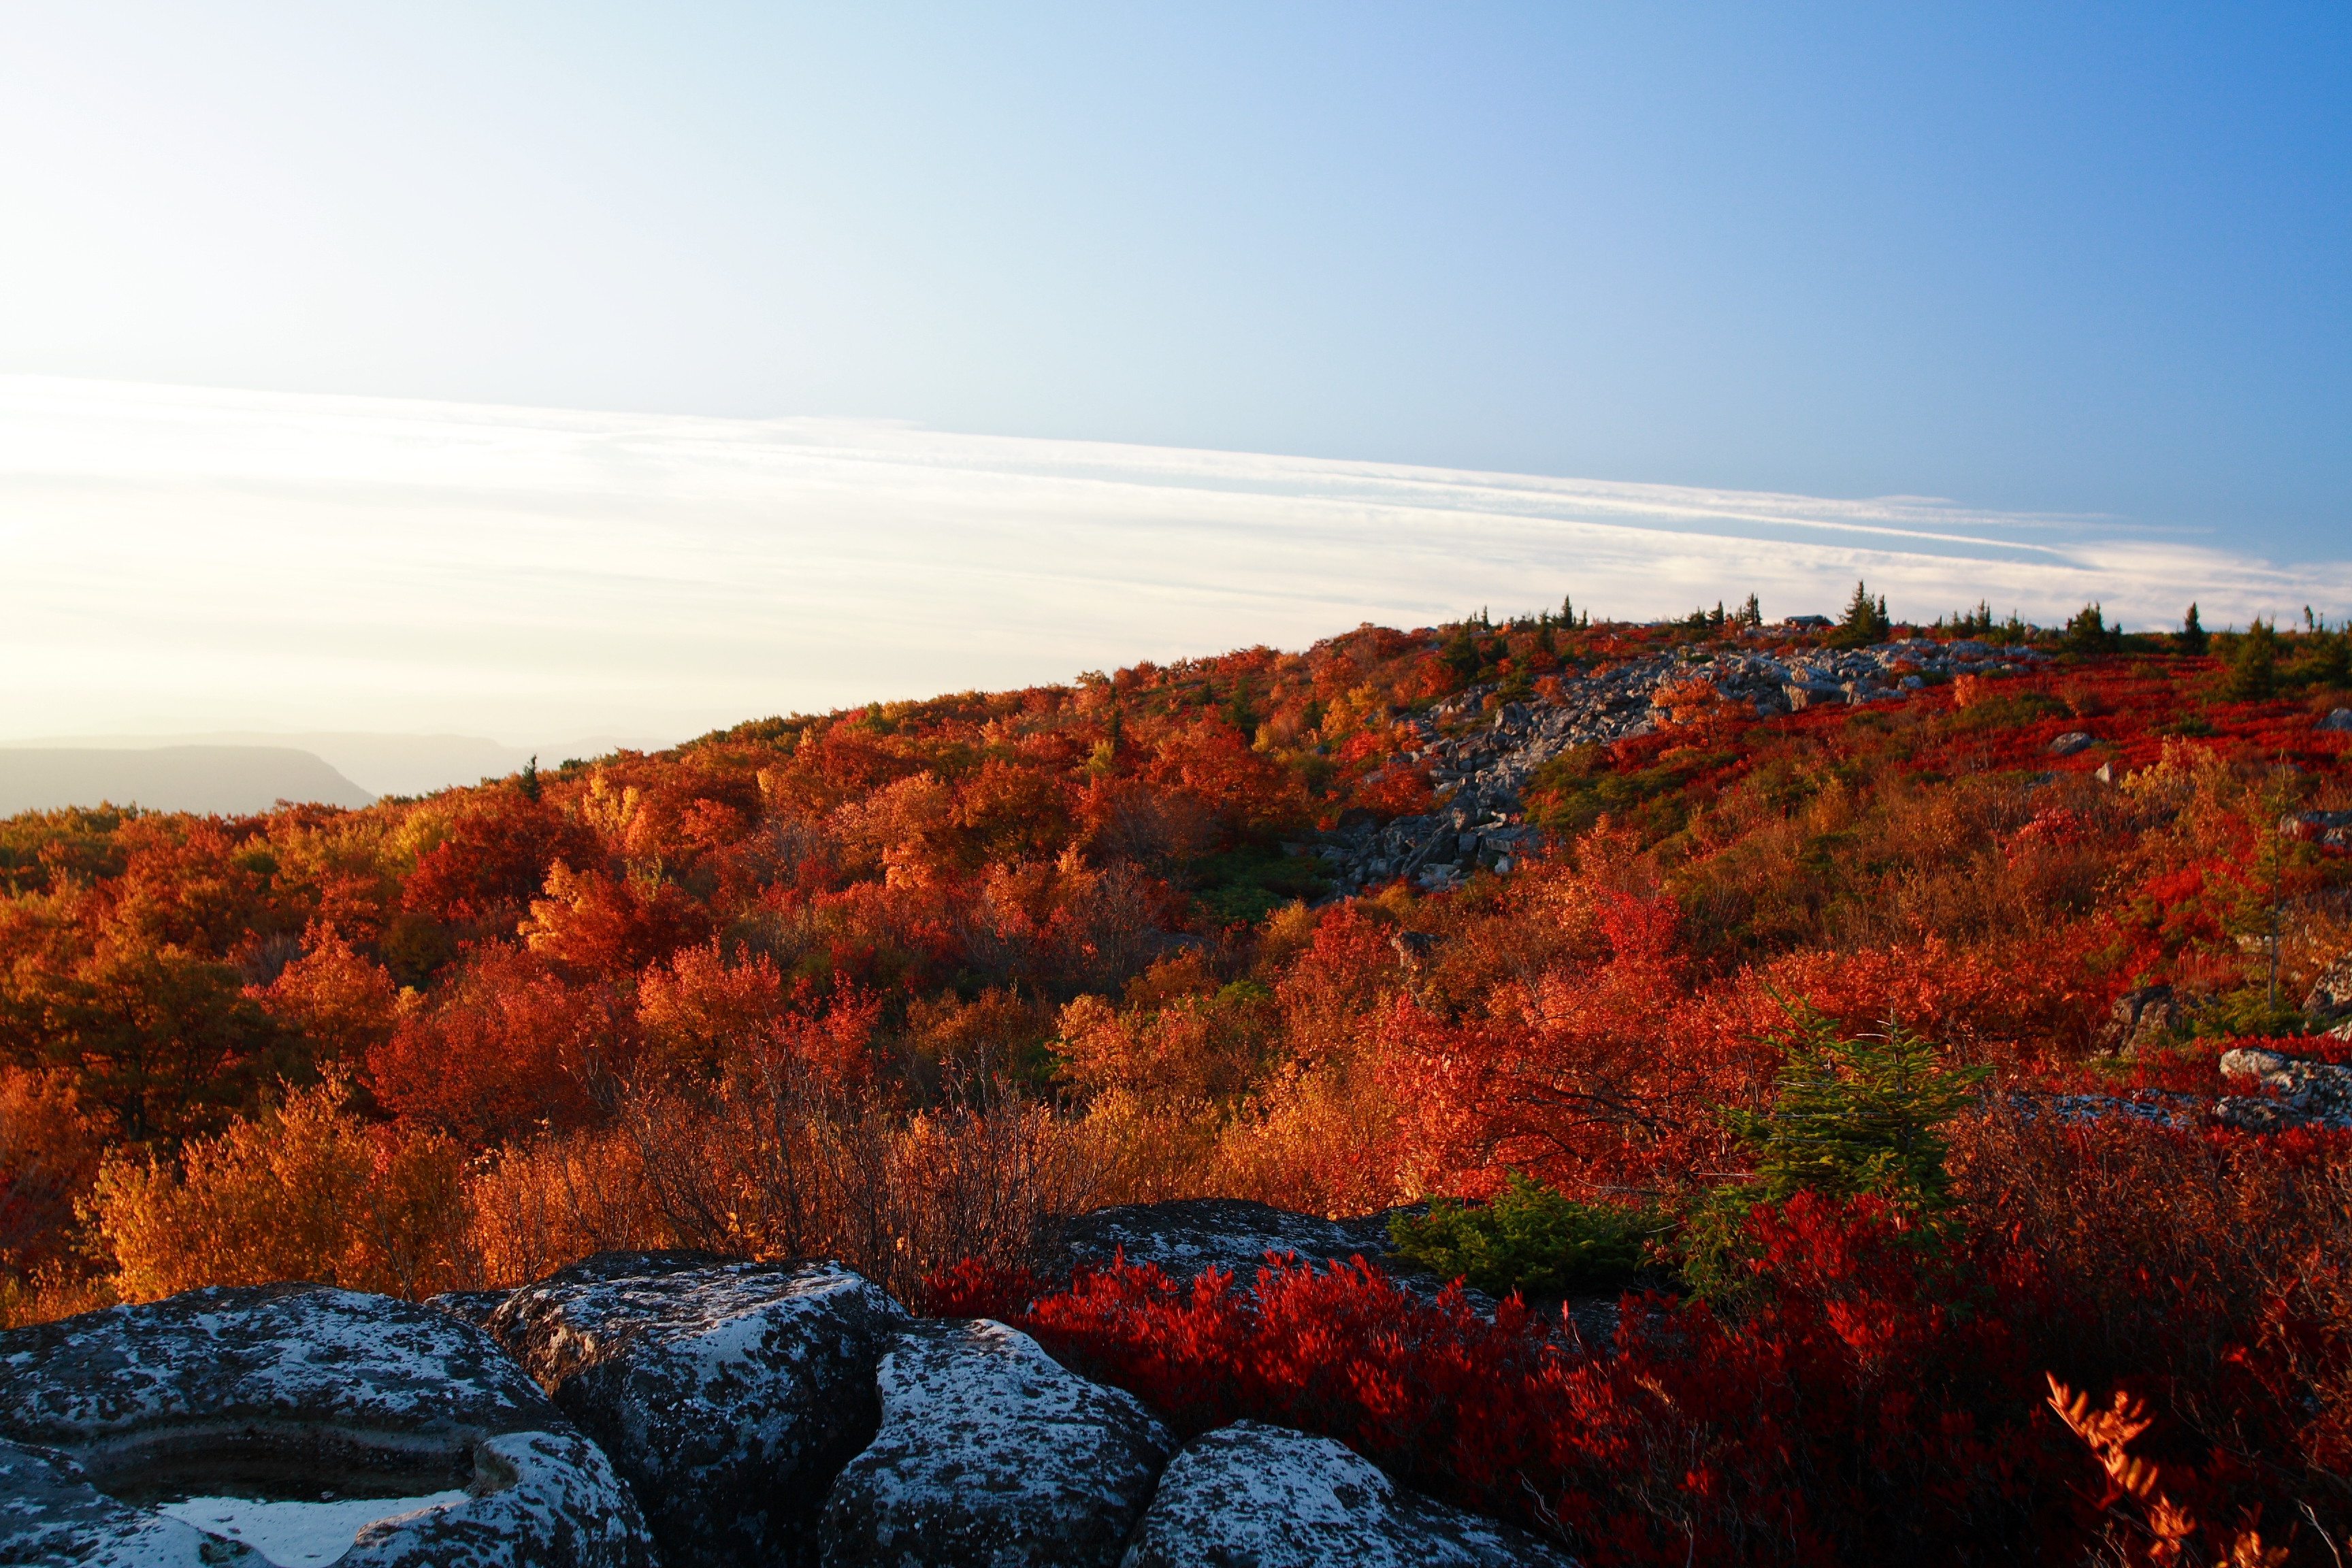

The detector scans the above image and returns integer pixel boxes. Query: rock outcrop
[1058,1197,1484,1308]
[2283,811,2352,853]
[0,1284,653,1567]
[1320,638,2051,893]
[2095,984,2183,1056]
[820,1318,1171,1567]
[2305,953,2352,1027]
[1120,1420,1577,1568]
[485,1250,906,1567]
[0,1437,263,1567]
[2215,1047,2352,1132]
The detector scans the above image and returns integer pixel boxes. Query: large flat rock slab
[0,1286,653,1568]
[487,1251,906,1567]
[1120,1420,1576,1568]
[0,1437,260,1567]
[819,1318,1172,1567]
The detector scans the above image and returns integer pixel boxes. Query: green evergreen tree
[1828,581,1892,648]
[2310,629,2351,690]
[2227,618,2278,702]
[2177,602,2208,655]
[2063,602,2121,655]
[1725,1010,1990,1211]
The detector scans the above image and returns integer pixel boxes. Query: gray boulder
[0,1437,261,1566]
[487,1250,906,1567]
[0,1284,651,1568]
[1058,1198,1478,1307]
[819,1318,1171,1567]
[2319,708,2352,732]
[429,1289,517,1332]
[2216,1047,2352,1131]
[2306,952,2352,1024]
[1120,1421,1576,1568]
[2095,984,2182,1056]
[2047,732,2097,757]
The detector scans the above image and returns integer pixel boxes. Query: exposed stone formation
[2215,1045,2352,1132]
[2096,985,2184,1057]
[0,1284,655,1567]
[1318,638,2053,894]
[1123,1421,1575,1568]
[0,1238,1584,1568]
[2308,951,2352,1034]
[482,1251,906,1568]
[819,1318,1172,1567]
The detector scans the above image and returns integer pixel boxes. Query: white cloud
[3,375,2344,749]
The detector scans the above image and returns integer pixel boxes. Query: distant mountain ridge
[0,732,663,800]
[0,746,374,816]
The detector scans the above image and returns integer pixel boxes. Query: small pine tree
[1679,1009,1989,1302]
[2310,629,2351,691]
[1828,581,1893,648]
[2177,603,2208,655]
[2227,619,2278,702]
[519,755,541,802]
[2063,602,2121,656]
[1739,592,1762,628]
[1727,1010,1990,1211]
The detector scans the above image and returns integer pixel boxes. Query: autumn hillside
[5,594,2352,1563]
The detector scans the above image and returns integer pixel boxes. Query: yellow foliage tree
[90,1073,470,1303]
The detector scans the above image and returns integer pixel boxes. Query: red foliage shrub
[999,1186,2340,1566]
[519,864,711,979]
[368,944,630,1145]
[401,793,603,927]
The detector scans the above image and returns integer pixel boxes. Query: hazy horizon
[6,375,2344,749]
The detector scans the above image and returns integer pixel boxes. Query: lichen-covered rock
[2095,984,2182,1056]
[1061,1198,1383,1282]
[1120,1422,1577,1568]
[1058,1198,1480,1304]
[488,1251,907,1567]
[429,1290,517,1333]
[0,1437,259,1567]
[2216,1047,2352,1131]
[341,1429,649,1568]
[820,1318,1171,1567]
[2306,952,2352,1024]
[0,1286,652,1568]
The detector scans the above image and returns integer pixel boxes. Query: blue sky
[5,4,2345,557]
[2,7,2349,751]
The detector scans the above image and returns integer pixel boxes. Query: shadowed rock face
[1120,1421,1578,1568]
[0,1284,654,1567]
[0,1437,263,1567]
[820,1318,1172,1568]
[486,1251,907,1568]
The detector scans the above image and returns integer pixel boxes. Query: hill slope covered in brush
[4,595,2351,1563]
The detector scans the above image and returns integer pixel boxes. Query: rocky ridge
[1,1231,1582,1568]
[1318,638,2051,894]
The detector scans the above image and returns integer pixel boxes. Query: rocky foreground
[0,1200,1572,1568]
